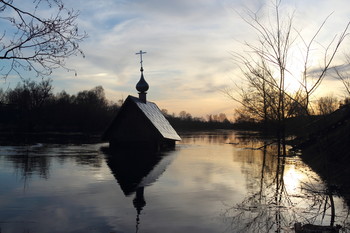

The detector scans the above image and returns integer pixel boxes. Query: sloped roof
[128,96,181,141]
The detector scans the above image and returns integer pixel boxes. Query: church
[103,51,181,150]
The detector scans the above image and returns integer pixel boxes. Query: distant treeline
[164,111,233,131]
[0,79,119,133]
[3,79,338,138]
[0,79,234,137]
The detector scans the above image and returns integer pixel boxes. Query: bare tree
[225,59,282,123]
[334,53,350,96]
[0,88,5,104]
[298,15,349,113]
[179,110,192,120]
[6,78,53,110]
[317,95,339,115]
[0,0,87,79]
[225,0,349,144]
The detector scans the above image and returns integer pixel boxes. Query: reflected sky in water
[0,131,349,233]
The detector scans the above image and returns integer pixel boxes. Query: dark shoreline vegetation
[0,80,235,144]
[1,80,350,207]
[0,80,349,143]
[292,104,350,207]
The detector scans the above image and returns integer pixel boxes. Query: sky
[1,0,350,119]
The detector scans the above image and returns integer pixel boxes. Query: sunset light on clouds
[2,0,350,119]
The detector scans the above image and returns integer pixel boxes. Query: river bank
[295,104,350,206]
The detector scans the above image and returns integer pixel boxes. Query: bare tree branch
[0,0,87,79]
[226,0,349,127]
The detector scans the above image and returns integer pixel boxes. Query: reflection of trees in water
[223,143,350,233]
[11,154,50,179]
[180,130,271,146]
[5,145,52,180]
[56,146,103,168]
[180,131,232,144]
[3,144,104,182]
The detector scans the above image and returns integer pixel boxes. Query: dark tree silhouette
[224,0,349,155]
[0,0,87,78]
[0,81,120,136]
[334,53,350,96]
[317,95,339,116]
[6,79,53,110]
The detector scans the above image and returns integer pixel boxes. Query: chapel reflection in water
[105,148,175,232]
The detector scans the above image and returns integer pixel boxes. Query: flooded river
[0,131,349,232]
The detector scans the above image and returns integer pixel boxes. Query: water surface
[0,131,349,232]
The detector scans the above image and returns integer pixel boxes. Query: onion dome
[136,67,149,93]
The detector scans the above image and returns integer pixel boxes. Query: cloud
[3,0,348,117]
[52,0,237,112]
